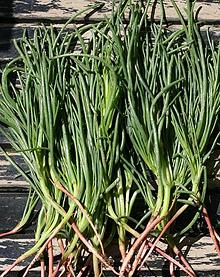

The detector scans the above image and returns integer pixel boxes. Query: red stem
[145,204,188,260]
[64,245,75,277]
[48,240,54,277]
[168,247,175,277]
[52,180,105,255]
[0,229,19,238]
[119,215,163,276]
[202,207,220,258]
[57,238,65,255]
[137,240,194,277]
[70,221,118,275]
[53,238,68,276]
[128,240,147,277]
[137,239,196,277]
[147,241,195,277]
[53,261,62,277]
[137,203,195,277]
[214,229,220,242]
[22,240,53,277]
[41,259,45,277]
[0,256,25,276]
[119,242,126,261]
[172,242,195,276]
[169,260,175,277]
[67,256,75,277]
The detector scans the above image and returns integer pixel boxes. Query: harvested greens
[0,0,220,276]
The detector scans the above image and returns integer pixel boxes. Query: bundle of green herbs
[0,0,220,276]
[112,1,220,276]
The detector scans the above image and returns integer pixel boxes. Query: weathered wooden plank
[0,239,35,271]
[0,23,88,60]
[0,236,220,274]
[0,1,219,22]
[0,1,219,60]
[0,152,28,189]
[0,24,35,59]
[0,23,219,60]
[0,192,37,232]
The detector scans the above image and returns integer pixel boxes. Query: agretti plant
[0,0,220,276]
[0,2,139,276]
[0,5,119,277]
[104,0,220,276]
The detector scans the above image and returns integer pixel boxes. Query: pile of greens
[0,1,220,276]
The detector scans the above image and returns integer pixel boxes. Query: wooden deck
[0,0,220,275]
[0,0,220,60]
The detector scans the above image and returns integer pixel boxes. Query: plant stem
[145,204,188,259]
[128,240,147,277]
[160,185,171,218]
[146,241,195,277]
[119,215,163,276]
[93,255,100,277]
[202,207,220,258]
[118,227,126,260]
[70,221,118,275]
[52,180,105,255]
[41,259,45,277]
[168,239,196,277]
[0,229,19,238]
[169,258,175,277]
[48,240,54,277]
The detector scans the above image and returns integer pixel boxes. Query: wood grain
[0,1,219,22]
[0,236,220,273]
[0,1,219,60]
[0,152,28,189]
[0,23,219,61]
[0,192,37,232]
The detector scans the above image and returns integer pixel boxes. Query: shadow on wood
[0,0,14,51]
